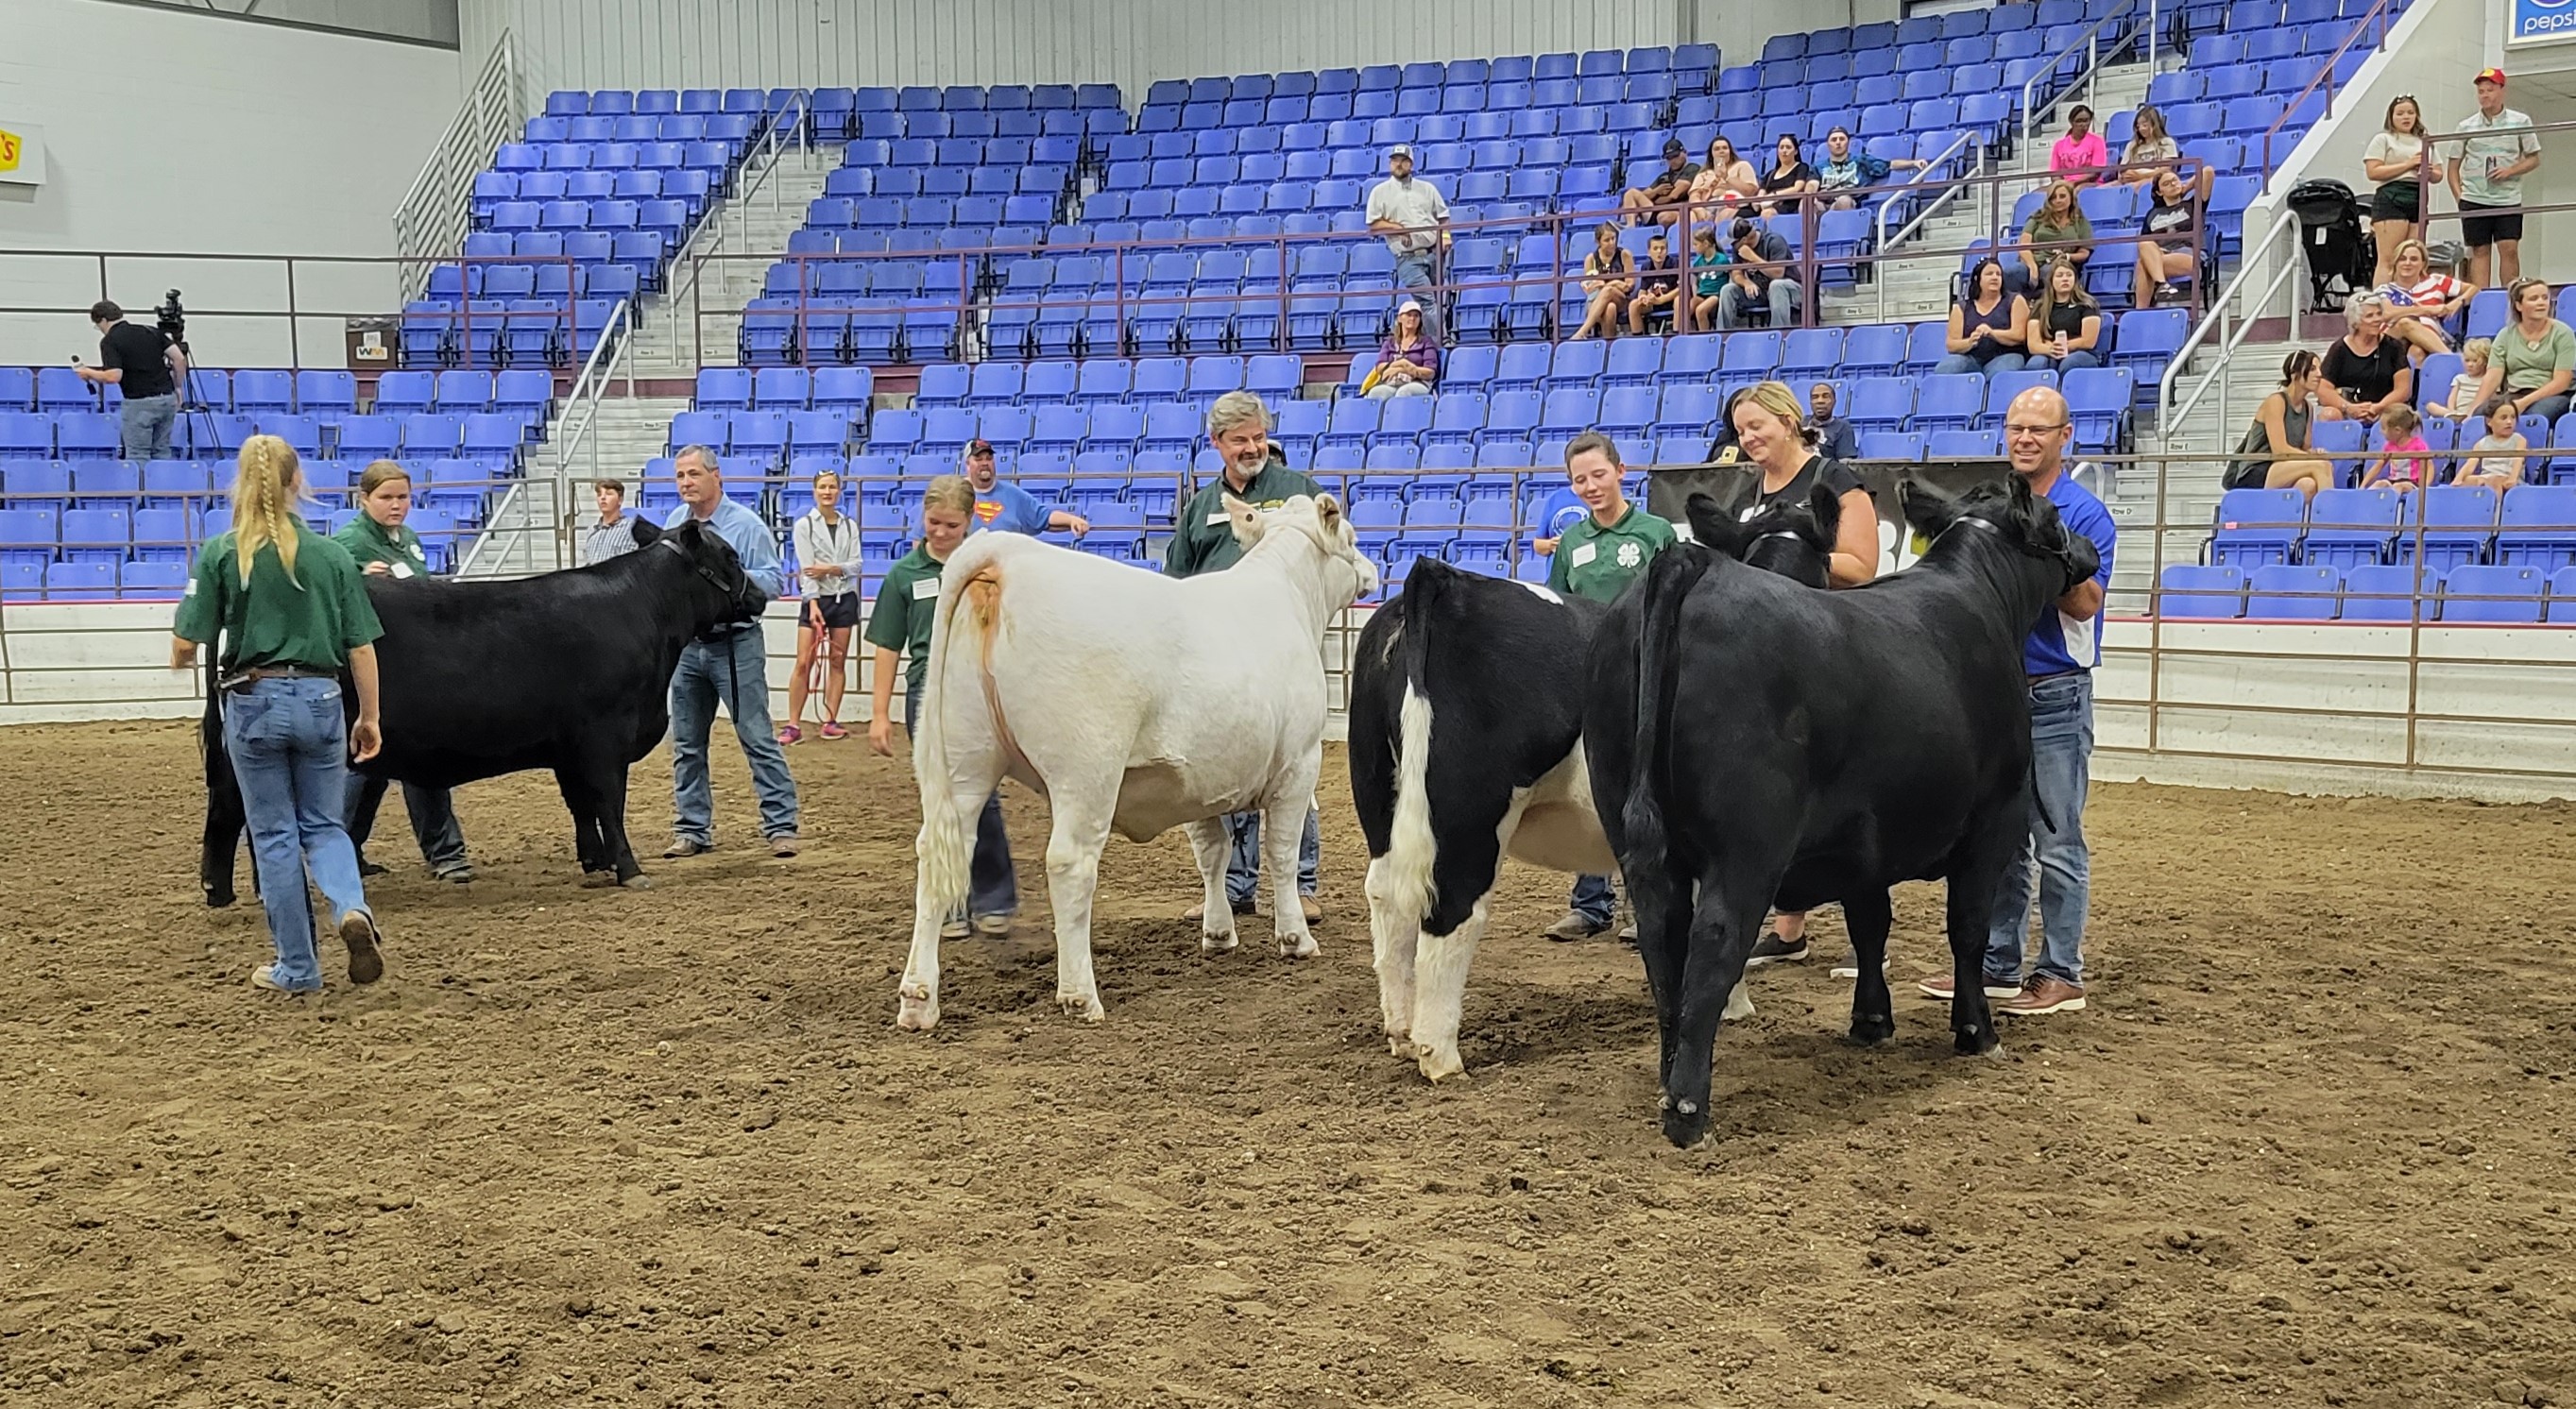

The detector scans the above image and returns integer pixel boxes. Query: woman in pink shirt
[2050,106,2107,186]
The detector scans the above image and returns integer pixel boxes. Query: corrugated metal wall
[458,0,1697,106]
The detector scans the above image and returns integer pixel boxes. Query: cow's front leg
[1842,888,1898,1046]
[1409,899,1489,1083]
[1044,800,1117,1022]
[1263,794,1317,959]
[1364,855,1421,1055]
[1184,818,1237,953]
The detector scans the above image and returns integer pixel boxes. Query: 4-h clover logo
[1616,541,1643,569]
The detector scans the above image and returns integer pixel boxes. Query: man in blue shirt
[963,439,1090,538]
[663,445,801,857]
[1952,386,2116,1017]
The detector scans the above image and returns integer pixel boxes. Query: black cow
[1584,474,2098,1146]
[199,518,764,899]
[1348,485,1839,1083]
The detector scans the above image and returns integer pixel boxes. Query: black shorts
[803,593,860,630]
[2369,182,2420,223]
[2460,201,2523,246]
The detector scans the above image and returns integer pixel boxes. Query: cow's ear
[1803,476,1843,552]
[2004,469,2041,537]
[1683,492,1746,555]
[1312,492,1347,539]
[1221,492,1264,544]
[631,518,663,548]
[1897,476,1958,538]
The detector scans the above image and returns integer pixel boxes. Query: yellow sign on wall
[0,121,47,187]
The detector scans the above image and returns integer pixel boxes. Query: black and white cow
[1584,474,2099,1146]
[199,518,765,900]
[1347,485,1839,1082]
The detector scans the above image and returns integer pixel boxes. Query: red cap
[966,437,995,456]
[2476,67,2507,88]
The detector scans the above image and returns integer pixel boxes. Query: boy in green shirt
[1542,432,1677,942]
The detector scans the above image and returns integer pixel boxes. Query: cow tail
[911,563,981,916]
[1624,549,1717,877]
[1381,568,1444,926]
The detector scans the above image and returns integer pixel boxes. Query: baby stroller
[2288,178,2371,313]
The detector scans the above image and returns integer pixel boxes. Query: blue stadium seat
[2210,488,2306,568]
[2158,563,2246,618]
[2438,564,2544,622]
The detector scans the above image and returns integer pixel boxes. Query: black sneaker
[1746,934,1810,967]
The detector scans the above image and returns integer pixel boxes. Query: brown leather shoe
[1916,972,2021,1001]
[1299,894,1322,924]
[1997,975,2088,1015]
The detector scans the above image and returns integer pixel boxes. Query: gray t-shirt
[1364,175,1449,255]
[2452,108,2541,206]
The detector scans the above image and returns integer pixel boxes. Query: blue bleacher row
[2160,562,2576,623]
[1,366,556,458]
[2207,486,2576,573]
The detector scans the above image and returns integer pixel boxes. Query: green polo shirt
[333,513,431,579]
[1162,456,1325,579]
[864,545,949,694]
[1546,503,1678,603]
[174,523,382,674]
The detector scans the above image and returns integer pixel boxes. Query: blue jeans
[671,627,800,842]
[222,677,370,991]
[1225,807,1319,906]
[1718,278,1800,329]
[121,394,176,462]
[1986,672,2094,987]
[1570,874,1615,926]
[344,772,469,874]
[905,683,1018,919]
[1393,249,1440,337]
[1934,351,2027,376]
[2027,350,2101,374]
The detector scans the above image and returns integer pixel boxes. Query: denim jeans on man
[1392,251,1442,337]
[1985,671,2093,986]
[223,677,371,992]
[344,772,468,874]
[1718,278,1801,330]
[121,394,176,463]
[1569,873,1615,928]
[1224,807,1319,907]
[905,683,1018,920]
[670,626,800,842]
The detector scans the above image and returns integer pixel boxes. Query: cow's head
[1899,473,2098,597]
[1224,492,1381,605]
[1683,480,1839,590]
[665,518,769,630]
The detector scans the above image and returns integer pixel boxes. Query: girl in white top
[2454,399,2527,492]
[2363,96,2429,286]
[783,468,863,742]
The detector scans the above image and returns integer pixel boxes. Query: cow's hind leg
[1627,865,1692,1107]
[1042,780,1119,1022]
[1842,887,1898,1046]
[1663,864,1771,1148]
[1185,818,1237,954]
[1363,854,1422,1055]
[1408,897,1492,1083]
[555,767,613,885]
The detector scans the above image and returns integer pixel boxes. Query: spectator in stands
[2448,69,2542,290]
[1807,382,1860,462]
[2429,336,2490,417]
[663,445,800,859]
[2364,95,2430,286]
[868,474,1016,939]
[2024,257,2104,374]
[1362,299,1441,399]
[1366,144,1451,337]
[334,459,472,885]
[2363,405,2431,494]
[1755,134,1818,216]
[1543,433,1678,943]
[1629,231,1681,335]
[1921,385,2113,1019]
[2316,295,2415,426]
[582,479,648,565]
[783,467,861,745]
[2455,399,2529,489]
[76,300,186,463]
[1718,217,1801,331]
[1934,257,2031,375]
[2132,167,2203,309]
[1730,381,1879,964]
[2379,238,2471,358]
[1687,228,1729,329]
[2232,350,2333,498]
[1166,392,1324,924]
[171,434,384,994]
[2012,181,2093,298]
[963,438,1088,536]
[1688,135,1761,223]
[2119,107,2213,201]
[1620,137,1701,228]
[1815,127,1926,212]
[2472,275,2576,421]
[2050,105,2107,186]
[1572,222,1635,341]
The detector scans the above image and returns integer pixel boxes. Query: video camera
[156,289,186,346]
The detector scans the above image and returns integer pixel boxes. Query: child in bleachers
[2363,405,2429,494]
[1688,229,1729,329]
[2455,399,2527,491]
[2429,338,2490,418]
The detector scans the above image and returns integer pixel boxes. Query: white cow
[896,493,1378,1029]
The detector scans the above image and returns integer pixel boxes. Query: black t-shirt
[2142,199,2195,248]
[1763,161,1818,196]
[2321,333,2409,404]
[100,321,175,399]
[1639,253,1680,294]
[2039,298,2096,342]
[1747,453,1866,518]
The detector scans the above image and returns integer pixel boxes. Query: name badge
[912,577,940,600]
[1206,511,1231,526]
[390,562,416,580]
[1570,542,1597,567]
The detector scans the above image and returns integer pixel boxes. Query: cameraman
[76,299,187,462]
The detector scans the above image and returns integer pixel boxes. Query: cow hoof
[1200,929,1238,954]
[1384,1030,1411,1058]
[580,872,618,889]
[1722,989,1757,1023]
[896,984,940,1032]
[1415,1044,1466,1083]
[1276,932,1318,959]
[1850,1015,1898,1047]
[1057,993,1103,1023]
[621,874,656,891]
[1662,1104,1711,1149]
[1954,1024,2002,1057]
[203,887,235,909]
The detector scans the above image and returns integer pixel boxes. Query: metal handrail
[1875,129,1986,322]
[548,296,637,490]
[2255,0,2397,188]
[2021,0,2144,149]
[668,91,812,365]
[2157,204,2305,443]
[394,30,519,303]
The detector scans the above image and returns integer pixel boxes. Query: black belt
[220,664,335,693]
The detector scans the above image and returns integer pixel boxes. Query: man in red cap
[2449,67,2542,288]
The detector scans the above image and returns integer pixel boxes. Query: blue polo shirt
[2025,467,2117,677]
[664,498,786,611]
[972,483,1051,536]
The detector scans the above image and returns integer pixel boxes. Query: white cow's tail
[1379,569,1447,926]
[911,552,987,916]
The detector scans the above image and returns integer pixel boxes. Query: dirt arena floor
[3,719,2574,1408]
